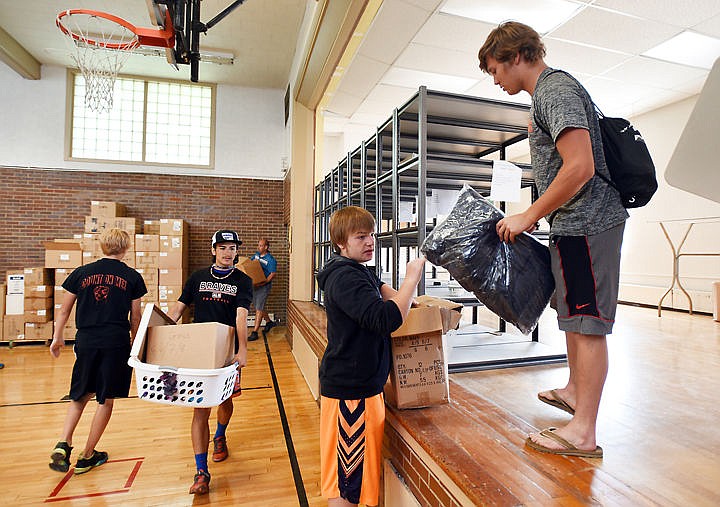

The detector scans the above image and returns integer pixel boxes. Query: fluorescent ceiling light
[440,0,582,33]
[380,67,478,93]
[643,31,720,70]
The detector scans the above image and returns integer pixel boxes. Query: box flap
[131,303,176,359]
[391,306,443,337]
[415,294,463,311]
[235,257,267,284]
[44,241,82,251]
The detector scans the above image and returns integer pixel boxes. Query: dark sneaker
[263,320,277,333]
[74,450,108,475]
[49,441,73,473]
[212,435,229,462]
[248,331,259,342]
[189,469,211,495]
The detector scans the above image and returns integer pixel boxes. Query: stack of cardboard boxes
[145,218,190,322]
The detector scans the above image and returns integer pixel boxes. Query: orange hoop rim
[56,9,174,50]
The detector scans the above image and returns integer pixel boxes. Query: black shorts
[69,344,132,404]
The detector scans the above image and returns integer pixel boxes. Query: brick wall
[0,166,288,323]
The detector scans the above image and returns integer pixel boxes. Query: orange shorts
[320,393,385,506]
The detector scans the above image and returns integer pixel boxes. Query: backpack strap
[532,69,616,190]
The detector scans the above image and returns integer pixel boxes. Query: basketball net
[57,11,140,113]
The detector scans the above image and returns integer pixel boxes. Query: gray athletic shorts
[252,283,271,311]
[549,222,625,335]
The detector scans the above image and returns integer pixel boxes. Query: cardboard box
[159,234,187,252]
[73,233,102,253]
[159,268,185,286]
[24,297,54,311]
[23,267,53,287]
[7,273,24,295]
[25,284,52,298]
[143,220,161,235]
[142,285,159,302]
[136,268,159,287]
[145,321,234,369]
[414,295,463,334]
[3,315,25,340]
[158,250,188,269]
[713,281,720,322]
[5,294,23,315]
[385,306,449,409]
[55,268,74,285]
[91,200,126,217]
[159,219,187,236]
[25,321,53,341]
[82,251,103,265]
[135,234,160,251]
[236,258,266,285]
[25,308,53,323]
[158,285,182,302]
[85,216,140,234]
[135,251,160,268]
[45,241,83,269]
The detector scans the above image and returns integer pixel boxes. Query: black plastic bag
[420,185,554,334]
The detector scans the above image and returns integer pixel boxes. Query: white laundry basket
[128,304,237,408]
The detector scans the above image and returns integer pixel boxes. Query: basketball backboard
[145,0,177,67]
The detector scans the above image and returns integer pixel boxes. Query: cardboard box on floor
[235,258,266,285]
[133,304,235,370]
[414,295,463,334]
[385,305,449,409]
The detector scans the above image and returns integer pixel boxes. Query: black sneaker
[74,450,108,475]
[49,441,73,473]
[263,320,277,333]
[248,331,259,342]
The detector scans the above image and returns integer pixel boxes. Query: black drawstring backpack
[534,69,658,208]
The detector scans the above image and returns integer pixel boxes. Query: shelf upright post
[359,139,366,209]
[391,107,400,289]
[498,144,508,333]
[372,126,382,279]
[417,86,428,296]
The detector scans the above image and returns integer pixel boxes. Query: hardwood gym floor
[1,304,719,506]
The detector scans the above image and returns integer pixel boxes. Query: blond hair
[99,228,130,256]
[329,206,375,254]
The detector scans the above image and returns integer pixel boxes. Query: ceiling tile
[379,67,478,93]
[694,13,720,38]
[465,76,532,105]
[602,56,708,90]
[543,38,632,75]
[395,43,480,78]
[411,13,496,52]
[335,54,389,98]
[358,0,433,64]
[325,90,365,117]
[364,83,417,105]
[593,0,720,27]
[549,6,681,54]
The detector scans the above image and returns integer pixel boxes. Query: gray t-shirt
[531,68,627,235]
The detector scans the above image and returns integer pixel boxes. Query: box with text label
[384,306,449,409]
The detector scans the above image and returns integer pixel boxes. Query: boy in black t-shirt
[49,228,147,474]
[167,230,253,495]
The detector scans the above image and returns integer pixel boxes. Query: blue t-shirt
[251,252,277,281]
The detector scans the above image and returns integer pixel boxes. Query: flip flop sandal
[538,389,575,415]
[526,427,603,458]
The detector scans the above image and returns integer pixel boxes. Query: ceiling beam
[0,25,41,80]
[294,0,368,110]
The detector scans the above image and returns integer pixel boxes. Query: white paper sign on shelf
[490,160,522,202]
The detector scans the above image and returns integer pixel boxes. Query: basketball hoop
[56,9,174,113]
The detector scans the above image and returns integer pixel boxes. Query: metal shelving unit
[313,87,566,370]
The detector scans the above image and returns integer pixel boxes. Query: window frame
[64,69,216,169]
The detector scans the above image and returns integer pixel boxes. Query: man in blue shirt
[249,237,277,341]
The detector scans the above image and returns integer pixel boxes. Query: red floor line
[124,459,144,488]
[45,489,129,502]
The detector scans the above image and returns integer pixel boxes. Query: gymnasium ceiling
[1,0,720,139]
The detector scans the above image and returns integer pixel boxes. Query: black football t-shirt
[63,258,148,348]
[178,267,253,331]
